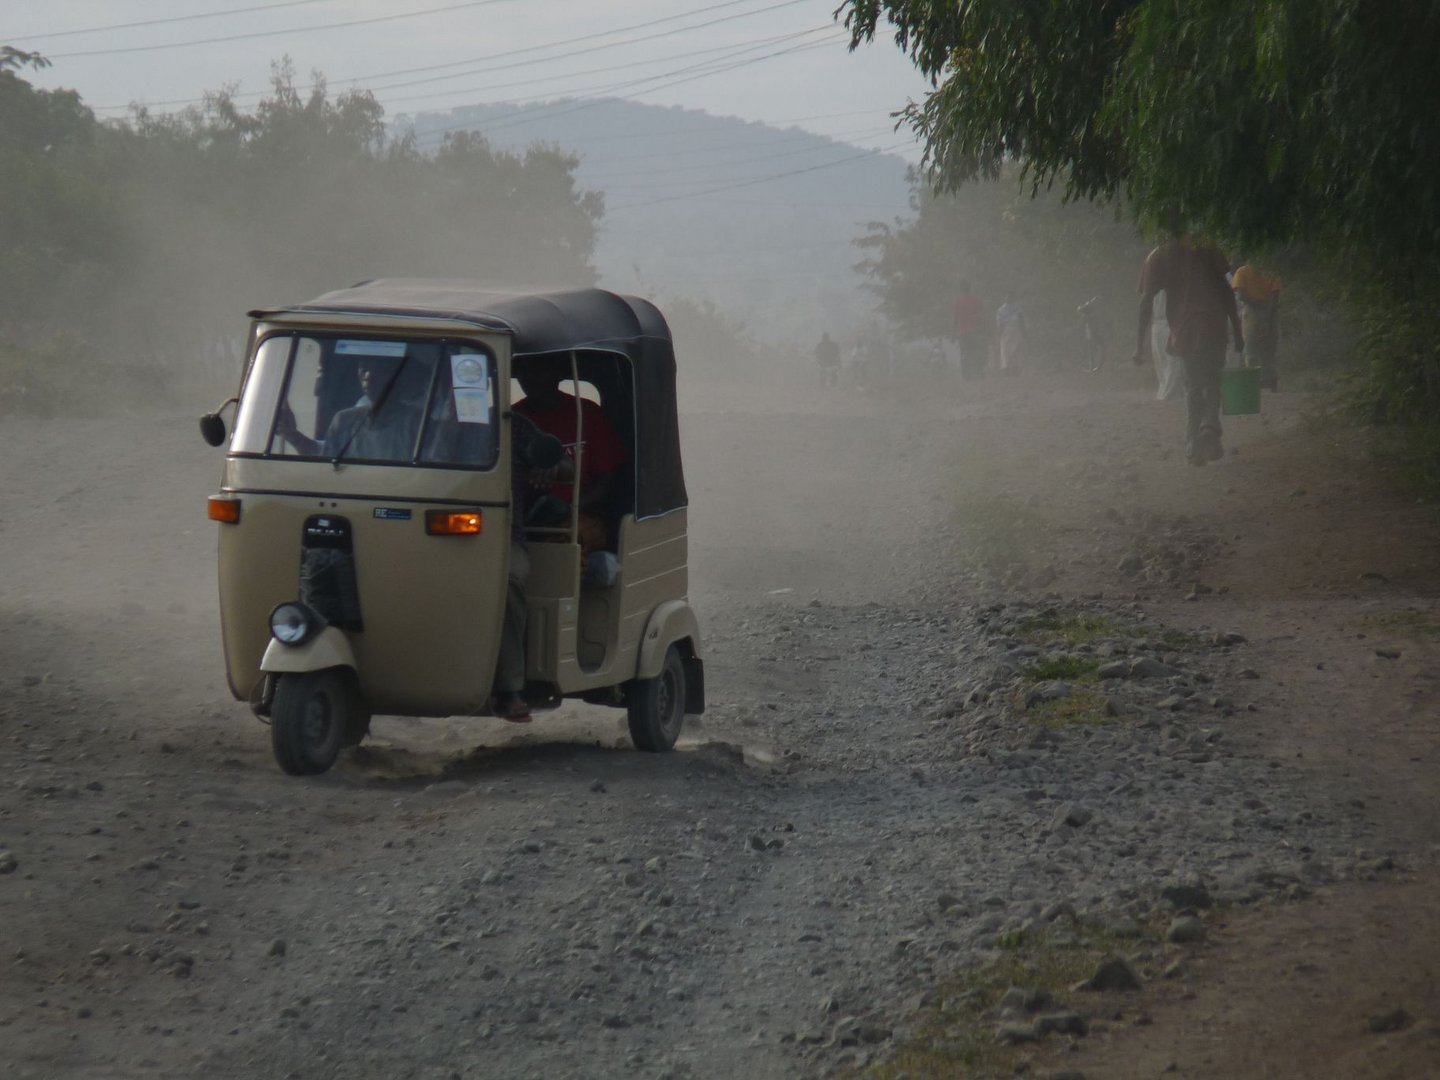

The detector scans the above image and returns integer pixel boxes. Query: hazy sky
[11,0,932,157]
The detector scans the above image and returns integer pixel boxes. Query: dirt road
[2,366,1438,1079]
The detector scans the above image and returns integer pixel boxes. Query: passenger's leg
[495,541,531,717]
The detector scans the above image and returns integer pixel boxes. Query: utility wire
[409,35,842,130]
[407,33,839,146]
[87,0,803,109]
[606,141,913,212]
[14,0,333,42]
[48,0,520,59]
[371,24,832,107]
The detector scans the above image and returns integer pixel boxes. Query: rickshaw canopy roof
[253,280,687,519]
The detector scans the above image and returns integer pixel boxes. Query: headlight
[269,602,324,645]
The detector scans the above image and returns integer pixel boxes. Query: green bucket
[1222,366,1263,415]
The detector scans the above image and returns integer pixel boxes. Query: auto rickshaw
[200,281,704,776]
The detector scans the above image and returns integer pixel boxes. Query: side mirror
[199,396,238,447]
[199,413,227,447]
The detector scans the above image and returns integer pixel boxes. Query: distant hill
[393,99,912,343]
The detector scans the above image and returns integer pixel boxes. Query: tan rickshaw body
[205,282,703,775]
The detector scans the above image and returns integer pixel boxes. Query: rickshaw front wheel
[626,645,686,753]
[271,670,351,776]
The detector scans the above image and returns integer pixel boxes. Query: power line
[88,0,802,110]
[13,0,333,42]
[465,37,840,131]
[606,141,913,212]
[48,0,520,60]
[371,25,834,109]
[406,33,839,147]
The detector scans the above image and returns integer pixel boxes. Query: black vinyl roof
[267,280,673,362]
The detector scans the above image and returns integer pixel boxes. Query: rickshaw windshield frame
[231,330,500,471]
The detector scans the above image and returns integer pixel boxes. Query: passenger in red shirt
[513,355,627,539]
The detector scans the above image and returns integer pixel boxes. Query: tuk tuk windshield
[232,333,498,468]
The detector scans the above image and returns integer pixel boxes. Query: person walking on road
[995,292,1026,374]
[814,331,841,388]
[1133,227,1244,466]
[1231,259,1283,390]
[951,281,986,380]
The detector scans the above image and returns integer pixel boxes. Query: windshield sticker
[336,339,407,357]
[453,387,489,424]
[451,353,488,389]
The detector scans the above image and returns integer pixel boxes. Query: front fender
[636,600,702,679]
[260,625,358,674]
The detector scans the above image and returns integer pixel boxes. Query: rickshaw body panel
[216,319,514,717]
[530,507,695,695]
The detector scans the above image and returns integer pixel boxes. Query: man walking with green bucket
[1133,222,1246,466]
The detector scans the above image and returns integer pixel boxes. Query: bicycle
[1077,297,1105,373]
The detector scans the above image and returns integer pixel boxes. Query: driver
[276,355,420,461]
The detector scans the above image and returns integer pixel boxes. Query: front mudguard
[253,627,362,728]
[260,626,358,674]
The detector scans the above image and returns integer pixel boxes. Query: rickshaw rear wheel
[626,645,686,752]
[271,669,351,776]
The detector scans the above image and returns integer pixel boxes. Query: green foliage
[854,166,1147,356]
[869,917,1157,1078]
[1017,656,1100,682]
[1346,282,1440,490]
[1026,689,1114,730]
[0,57,602,415]
[845,2,1440,267]
[1009,611,1128,646]
[844,1,1440,486]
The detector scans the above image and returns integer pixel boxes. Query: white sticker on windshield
[451,354,489,389]
[336,339,407,357]
[453,387,489,424]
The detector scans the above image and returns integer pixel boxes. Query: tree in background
[854,166,1145,362]
[0,58,602,414]
[843,2,1440,480]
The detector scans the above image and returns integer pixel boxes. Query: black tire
[271,670,351,776]
[626,645,686,752]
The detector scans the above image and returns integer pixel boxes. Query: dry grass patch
[866,922,1158,1079]
[1025,688,1114,730]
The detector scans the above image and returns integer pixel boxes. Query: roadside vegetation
[870,917,1165,1078]
[0,48,602,415]
[843,3,1440,492]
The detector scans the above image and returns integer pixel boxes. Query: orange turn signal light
[207,496,241,524]
[426,509,482,536]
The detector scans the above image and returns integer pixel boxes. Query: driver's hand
[276,402,298,437]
